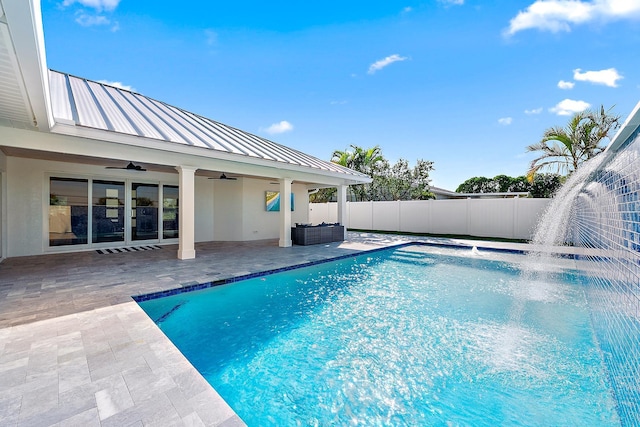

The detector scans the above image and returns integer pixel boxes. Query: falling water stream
[507,155,607,323]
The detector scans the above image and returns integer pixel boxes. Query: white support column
[176,166,197,259]
[337,184,348,240]
[279,178,292,247]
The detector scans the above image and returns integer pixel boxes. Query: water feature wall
[569,106,640,426]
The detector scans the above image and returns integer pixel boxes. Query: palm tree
[526,105,620,181]
[585,105,621,155]
[331,145,384,201]
[331,149,354,169]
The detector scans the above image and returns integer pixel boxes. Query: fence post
[465,198,471,236]
[512,197,518,239]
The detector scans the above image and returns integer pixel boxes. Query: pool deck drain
[0,233,577,426]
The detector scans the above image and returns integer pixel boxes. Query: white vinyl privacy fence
[309,198,551,240]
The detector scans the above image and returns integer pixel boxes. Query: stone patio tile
[181,412,207,427]
[57,349,86,366]
[94,374,135,421]
[111,339,149,363]
[86,349,117,374]
[0,365,28,395]
[136,402,184,427]
[188,389,239,427]
[99,391,175,427]
[59,359,92,394]
[0,354,29,374]
[26,347,58,378]
[173,368,211,400]
[19,382,98,427]
[2,338,32,355]
[55,407,101,427]
[19,382,59,421]
[165,386,195,419]
[0,394,22,426]
[218,414,246,427]
[122,361,178,404]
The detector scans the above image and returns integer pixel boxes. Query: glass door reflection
[132,183,159,241]
[162,185,179,239]
[92,180,125,243]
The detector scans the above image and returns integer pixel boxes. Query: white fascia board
[3,124,371,186]
[604,100,640,156]
[2,0,53,131]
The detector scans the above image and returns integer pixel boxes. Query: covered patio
[0,0,370,262]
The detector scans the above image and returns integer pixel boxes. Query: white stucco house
[0,0,370,261]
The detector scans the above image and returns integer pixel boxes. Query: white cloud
[205,29,218,46]
[439,0,464,5]
[368,54,409,74]
[498,117,513,125]
[525,107,544,114]
[505,0,640,36]
[549,98,591,115]
[402,6,413,13]
[63,0,120,29]
[264,121,293,135]
[573,67,622,87]
[75,13,110,27]
[97,80,134,91]
[558,80,575,89]
[62,0,120,12]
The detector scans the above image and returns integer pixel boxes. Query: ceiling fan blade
[125,162,146,171]
[208,173,237,180]
[105,162,146,171]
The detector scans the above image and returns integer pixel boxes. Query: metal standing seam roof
[48,70,369,179]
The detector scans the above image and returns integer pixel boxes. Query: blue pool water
[138,246,620,426]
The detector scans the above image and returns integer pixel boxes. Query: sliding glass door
[92,180,125,243]
[49,178,89,246]
[162,185,179,239]
[48,177,179,249]
[132,183,159,241]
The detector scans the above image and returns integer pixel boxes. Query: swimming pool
[138,245,620,426]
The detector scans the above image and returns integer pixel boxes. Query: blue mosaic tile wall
[572,129,640,427]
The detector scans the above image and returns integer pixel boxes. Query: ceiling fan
[208,173,238,180]
[105,161,146,171]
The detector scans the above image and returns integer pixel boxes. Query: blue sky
[41,0,640,190]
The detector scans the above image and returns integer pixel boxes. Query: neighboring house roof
[430,186,529,199]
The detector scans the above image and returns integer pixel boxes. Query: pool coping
[132,240,552,303]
